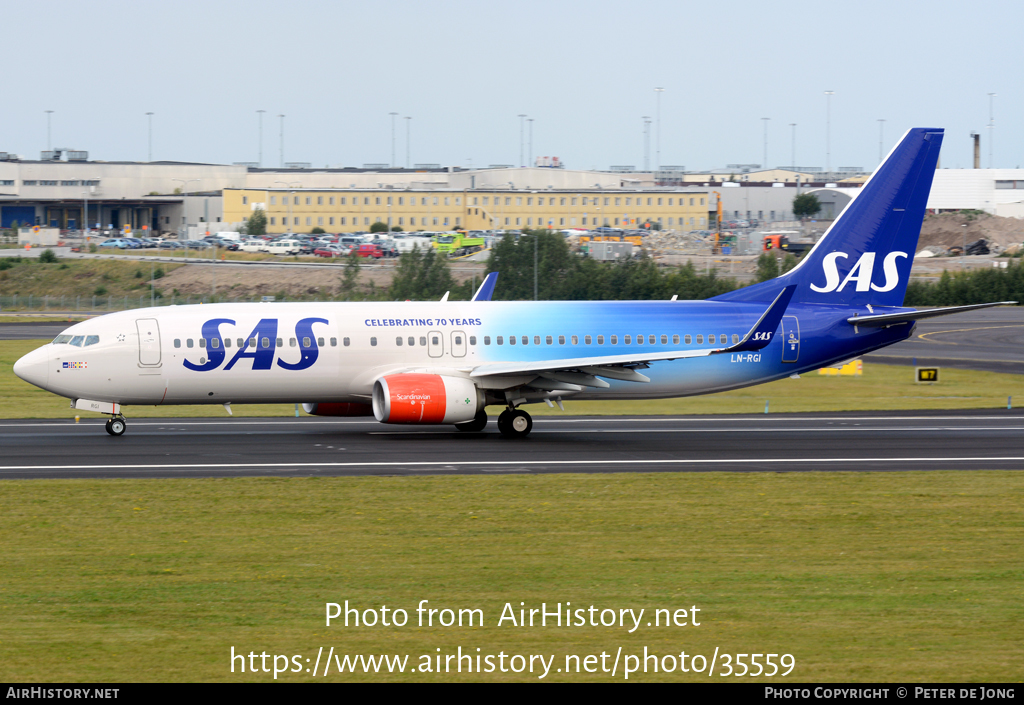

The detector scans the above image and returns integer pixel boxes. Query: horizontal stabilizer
[848,301,1017,328]
[471,272,499,302]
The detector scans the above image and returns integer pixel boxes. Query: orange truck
[762,232,814,255]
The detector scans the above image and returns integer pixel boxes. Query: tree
[369,221,389,233]
[339,251,361,300]
[755,253,780,282]
[247,208,268,236]
[311,226,326,234]
[792,193,821,220]
[389,245,467,300]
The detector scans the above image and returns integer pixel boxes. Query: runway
[2,409,1023,479]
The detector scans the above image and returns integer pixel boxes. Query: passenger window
[624,335,631,344]
[174,339,181,348]
[649,335,656,345]
[660,335,667,345]
[343,337,350,346]
[597,335,604,344]
[85,335,99,346]
[211,338,220,349]
[497,336,503,345]
[696,334,704,344]
[370,337,377,346]
[317,337,325,347]
[685,334,692,344]
[408,337,415,346]
[571,335,578,345]
[584,335,592,344]
[396,337,403,346]
[70,336,84,347]
[611,335,618,344]
[546,336,553,345]
[237,338,244,348]
[521,336,527,345]
[636,335,644,345]
[290,338,297,347]
[534,336,540,345]
[720,334,727,344]
[302,337,311,347]
[456,336,463,345]
[469,336,476,345]
[199,338,206,348]
[261,337,270,348]
[558,335,565,345]
[732,334,739,344]
[249,338,256,348]
[187,339,194,348]
[331,338,337,347]
[276,338,283,347]
[431,336,439,345]
[419,336,427,346]
[509,336,516,345]
[224,338,232,348]
[672,335,679,345]
[708,334,716,344]
[484,336,491,345]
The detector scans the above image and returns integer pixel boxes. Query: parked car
[98,238,128,248]
[313,244,351,258]
[265,239,301,255]
[239,239,267,253]
[356,244,384,258]
[158,240,180,249]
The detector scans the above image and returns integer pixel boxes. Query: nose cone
[13,346,49,390]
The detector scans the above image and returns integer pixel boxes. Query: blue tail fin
[712,127,944,307]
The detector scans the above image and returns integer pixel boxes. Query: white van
[265,239,301,255]
[239,239,267,253]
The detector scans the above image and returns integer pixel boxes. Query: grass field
[0,258,184,300]
[1,339,1020,419]
[1,471,1021,682]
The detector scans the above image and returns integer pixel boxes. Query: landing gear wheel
[496,409,512,435]
[499,409,532,438]
[107,417,126,437]
[104,419,113,435]
[455,409,488,433]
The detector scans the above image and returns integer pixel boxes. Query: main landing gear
[105,415,127,437]
[496,408,533,438]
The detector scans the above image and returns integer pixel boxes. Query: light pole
[146,112,154,161]
[274,180,301,234]
[45,110,54,151]
[761,117,770,171]
[877,119,886,163]
[389,112,398,168]
[654,87,665,170]
[278,114,285,168]
[789,123,796,168]
[518,114,527,167]
[527,118,534,167]
[642,116,651,171]
[257,110,265,167]
[404,116,411,169]
[987,93,996,168]
[824,91,834,175]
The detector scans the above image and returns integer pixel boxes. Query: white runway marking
[1,456,1023,473]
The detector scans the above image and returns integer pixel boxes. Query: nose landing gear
[105,415,127,436]
[497,408,532,438]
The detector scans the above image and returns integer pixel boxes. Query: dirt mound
[918,213,1024,252]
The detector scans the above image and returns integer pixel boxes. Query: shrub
[93,286,107,296]
[38,249,58,264]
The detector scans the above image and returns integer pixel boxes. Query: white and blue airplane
[13,128,1013,437]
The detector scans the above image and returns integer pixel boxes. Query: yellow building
[223,188,710,234]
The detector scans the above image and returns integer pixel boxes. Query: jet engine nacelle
[302,402,375,417]
[372,374,481,424]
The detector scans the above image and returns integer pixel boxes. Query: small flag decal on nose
[63,362,87,369]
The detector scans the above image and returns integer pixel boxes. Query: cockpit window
[69,336,85,347]
[52,335,73,344]
[84,335,100,347]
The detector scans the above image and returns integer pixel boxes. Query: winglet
[471,272,499,302]
[715,285,796,354]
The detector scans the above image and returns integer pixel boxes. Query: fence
[0,293,296,312]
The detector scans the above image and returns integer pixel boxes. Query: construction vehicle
[762,231,815,255]
[432,231,486,256]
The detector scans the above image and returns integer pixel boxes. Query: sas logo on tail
[810,251,908,294]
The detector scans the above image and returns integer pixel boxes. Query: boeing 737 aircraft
[12,128,1014,437]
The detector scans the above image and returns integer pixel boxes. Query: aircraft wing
[470,285,796,387]
[847,301,1017,328]
[471,272,499,301]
